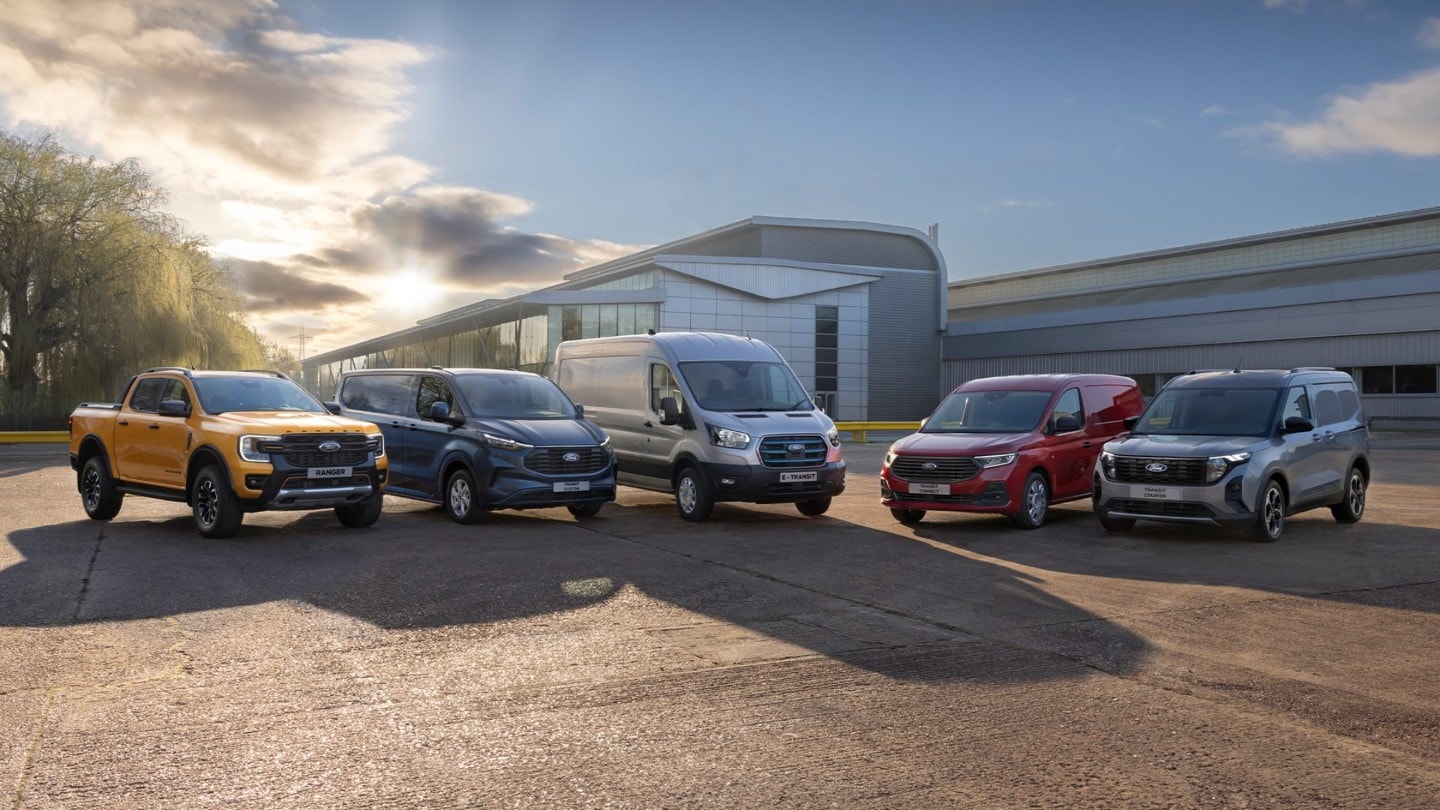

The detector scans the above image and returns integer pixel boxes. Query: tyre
[1330,466,1366,524]
[1098,513,1136,532]
[1248,478,1285,542]
[1011,471,1050,530]
[193,465,243,539]
[335,497,383,528]
[445,468,485,524]
[796,497,831,517]
[79,456,124,520]
[675,466,713,522]
[890,508,925,524]
[567,501,603,518]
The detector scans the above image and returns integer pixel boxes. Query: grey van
[334,368,615,522]
[1092,368,1370,542]
[552,332,844,522]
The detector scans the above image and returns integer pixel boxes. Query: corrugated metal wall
[869,271,945,419]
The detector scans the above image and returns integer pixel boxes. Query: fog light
[245,475,267,489]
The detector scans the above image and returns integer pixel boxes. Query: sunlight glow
[380,266,446,314]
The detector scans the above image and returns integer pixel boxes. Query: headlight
[369,433,385,458]
[1205,452,1250,483]
[884,450,898,469]
[826,427,840,448]
[709,425,751,449]
[1100,450,1117,479]
[238,435,282,463]
[974,453,1017,468]
[483,433,533,451]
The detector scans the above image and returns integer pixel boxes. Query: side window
[129,378,167,413]
[1311,382,1354,427]
[342,375,415,417]
[1280,386,1311,425]
[1050,388,1083,432]
[417,375,456,419]
[650,364,682,413]
[160,380,192,411]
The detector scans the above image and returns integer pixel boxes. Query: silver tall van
[553,332,845,521]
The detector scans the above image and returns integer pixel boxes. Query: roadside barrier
[0,431,68,444]
[833,422,919,444]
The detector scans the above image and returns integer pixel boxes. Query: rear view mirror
[1282,416,1314,434]
[158,399,190,418]
[1051,414,1081,433]
[429,401,464,426]
[659,395,692,428]
[574,403,585,418]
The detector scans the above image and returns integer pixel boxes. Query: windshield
[1134,387,1279,437]
[194,377,327,414]
[679,360,813,412]
[920,390,1052,433]
[456,374,577,419]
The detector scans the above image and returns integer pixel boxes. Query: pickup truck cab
[69,367,387,538]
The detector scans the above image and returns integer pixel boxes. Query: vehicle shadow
[0,497,1151,685]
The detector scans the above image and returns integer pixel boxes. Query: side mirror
[1282,416,1314,434]
[1123,416,1139,431]
[1051,414,1081,433]
[659,396,686,427]
[574,403,585,418]
[323,401,342,415]
[158,399,190,418]
[429,401,464,426]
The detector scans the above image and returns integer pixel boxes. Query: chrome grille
[524,447,611,475]
[758,435,827,469]
[1112,456,1207,485]
[889,455,980,483]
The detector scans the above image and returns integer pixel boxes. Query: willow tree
[1,131,263,426]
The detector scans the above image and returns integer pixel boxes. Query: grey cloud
[230,259,370,313]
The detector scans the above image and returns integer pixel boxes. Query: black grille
[1113,499,1214,518]
[889,455,980,483]
[277,434,372,467]
[1112,456,1207,485]
[758,435,827,469]
[524,447,611,475]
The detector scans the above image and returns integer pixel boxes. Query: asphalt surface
[3,435,1439,808]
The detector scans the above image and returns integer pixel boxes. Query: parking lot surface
[3,436,1440,808]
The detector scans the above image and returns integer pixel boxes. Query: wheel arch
[185,445,231,504]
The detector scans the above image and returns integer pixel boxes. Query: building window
[814,305,838,398]
[1354,364,1438,395]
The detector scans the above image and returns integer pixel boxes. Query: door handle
[644,420,654,427]
[148,424,160,430]
[1082,441,1093,448]
[118,419,129,426]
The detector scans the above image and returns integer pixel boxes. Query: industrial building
[303,207,1440,428]
[302,216,950,421]
[942,206,1440,428]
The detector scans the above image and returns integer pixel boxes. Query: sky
[2,0,1440,357]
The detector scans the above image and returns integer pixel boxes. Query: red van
[881,374,1144,529]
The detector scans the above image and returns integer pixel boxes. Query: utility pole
[291,327,312,362]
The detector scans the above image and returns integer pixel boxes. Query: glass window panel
[618,303,636,336]
[1396,364,1437,394]
[1361,366,1394,395]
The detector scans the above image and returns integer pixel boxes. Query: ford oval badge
[319,441,342,453]
[562,452,581,463]
[922,462,938,471]
[787,443,806,454]
[1145,462,1168,473]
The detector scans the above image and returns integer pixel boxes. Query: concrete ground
[2,435,1439,808]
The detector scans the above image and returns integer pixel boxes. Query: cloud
[1249,67,1440,157]
[1202,105,1239,117]
[228,259,371,314]
[1421,17,1440,49]
[996,199,1055,208]
[0,0,648,353]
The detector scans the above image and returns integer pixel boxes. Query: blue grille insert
[758,434,827,469]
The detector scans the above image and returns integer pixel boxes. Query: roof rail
[238,369,290,379]
[1289,366,1336,372]
[1182,368,1237,375]
[144,366,193,376]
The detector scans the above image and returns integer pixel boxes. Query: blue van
[334,368,615,522]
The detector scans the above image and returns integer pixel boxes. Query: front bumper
[237,460,387,512]
[699,460,846,504]
[880,467,1015,514]
[1092,473,1254,527]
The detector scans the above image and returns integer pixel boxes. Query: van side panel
[554,347,657,485]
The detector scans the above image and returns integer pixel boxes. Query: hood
[710,410,836,435]
[1105,433,1261,458]
[889,431,1032,456]
[465,417,606,447]
[215,411,376,434]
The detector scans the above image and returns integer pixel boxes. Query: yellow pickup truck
[69,367,388,538]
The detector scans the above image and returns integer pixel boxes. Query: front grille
[524,447,611,475]
[1113,499,1214,518]
[279,474,370,489]
[889,455,980,483]
[1112,456,1207,485]
[278,433,372,467]
[758,435,827,469]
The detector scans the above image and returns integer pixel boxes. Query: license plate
[554,481,591,493]
[780,471,818,483]
[307,466,352,479]
[908,482,946,495]
[1140,485,1177,500]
